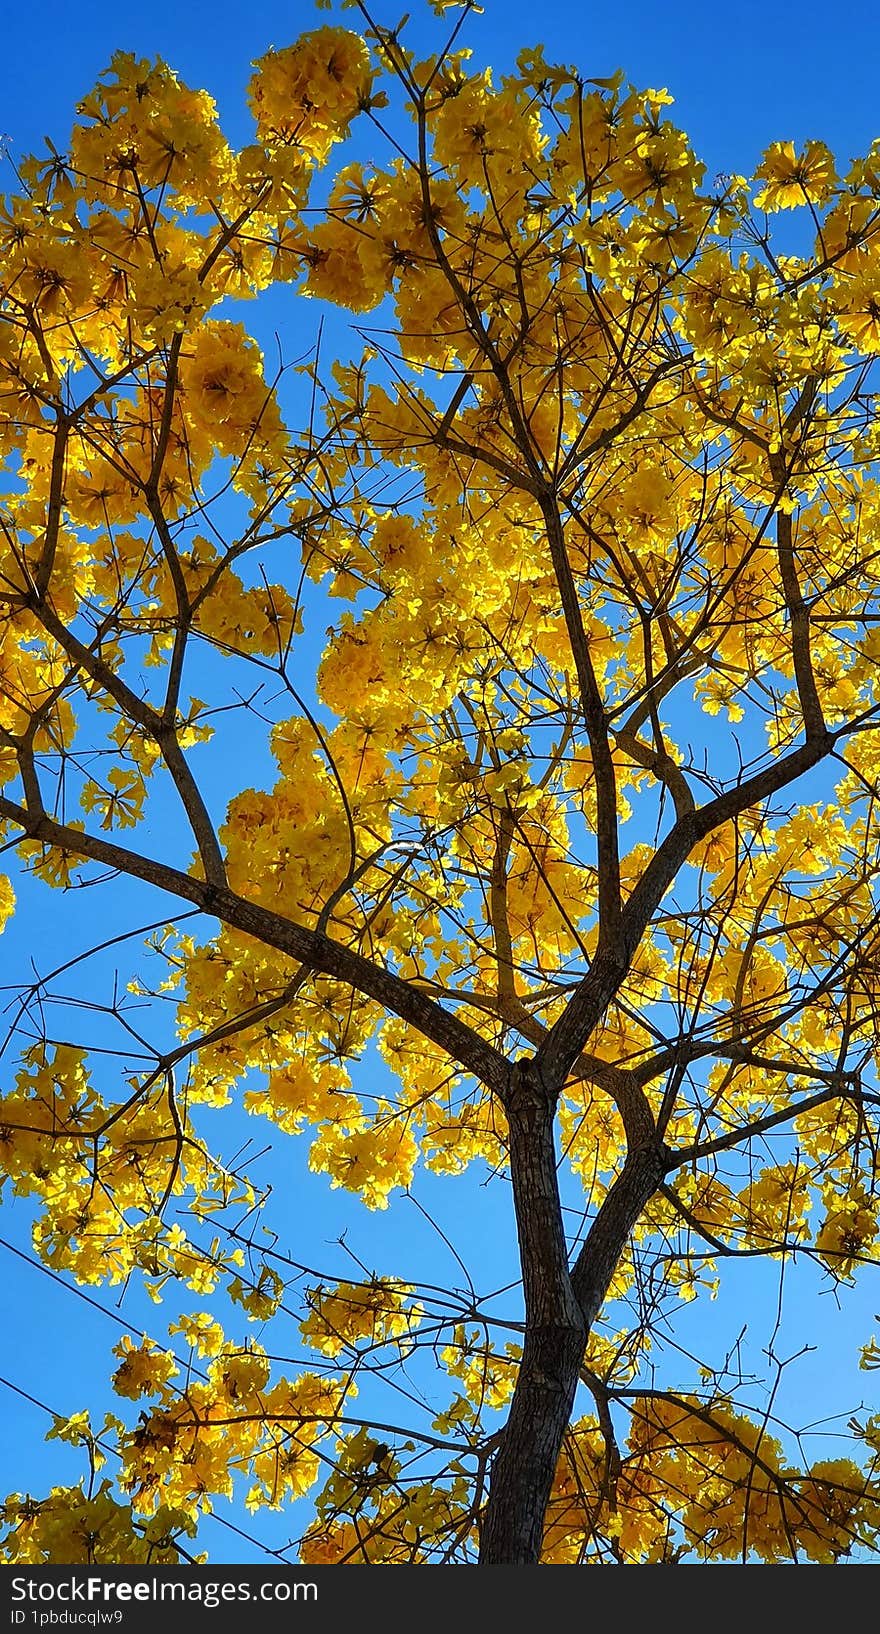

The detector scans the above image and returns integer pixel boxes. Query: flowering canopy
[2,0,880,1565]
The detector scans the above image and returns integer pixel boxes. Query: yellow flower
[754,139,836,210]
[247,29,374,163]
[834,268,880,353]
[111,1337,178,1400]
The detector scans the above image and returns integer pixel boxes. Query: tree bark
[478,1060,586,1564]
[479,1068,668,1565]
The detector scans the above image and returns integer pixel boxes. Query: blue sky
[1,0,880,1564]
[3,0,880,176]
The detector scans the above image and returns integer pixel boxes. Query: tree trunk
[479,1076,667,1566]
[478,1318,587,1564]
[478,1061,586,1564]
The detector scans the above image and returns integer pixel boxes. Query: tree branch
[0,796,509,1095]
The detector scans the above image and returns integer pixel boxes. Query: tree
[2,0,880,1568]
